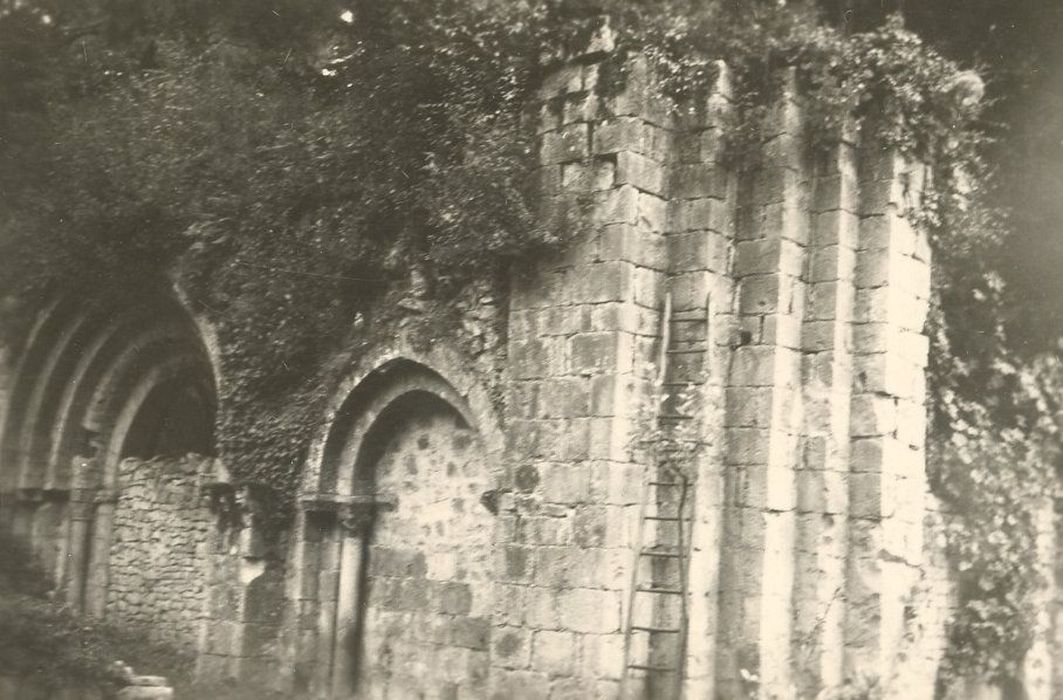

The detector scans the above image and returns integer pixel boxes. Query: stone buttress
[493,44,947,699]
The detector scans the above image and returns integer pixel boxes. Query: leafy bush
[0,592,190,692]
[922,172,1063,683]
[0,541,285,699]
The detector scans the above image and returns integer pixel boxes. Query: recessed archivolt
[297,356,504,697]
[0,296,81,491]
[0,292,218,496]
[46,308,157,483]
[310,357,503,496]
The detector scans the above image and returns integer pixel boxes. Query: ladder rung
[644,515,692,522]
[628,663,678,672]
[649,480,682,487]
[658,414,694,421]
[641,548,682,559]
[636,585,684,595]
[632,624,682,633]
[666,348,703,355]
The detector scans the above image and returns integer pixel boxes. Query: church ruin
[0,43,1055,699]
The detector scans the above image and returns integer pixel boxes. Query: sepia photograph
[0,1,1061,697]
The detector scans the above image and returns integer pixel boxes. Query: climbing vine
[0,1,1057,683]
[927,190,1063,685]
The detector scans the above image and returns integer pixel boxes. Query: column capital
[300,491,397,537]
[337,502,376,537]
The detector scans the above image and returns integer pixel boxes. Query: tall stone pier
[492,45,943,698]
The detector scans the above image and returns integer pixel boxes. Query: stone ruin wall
[0,42,1060,700]
[105,454,213,654]
[337,399,494,697]
[490,45,951,698]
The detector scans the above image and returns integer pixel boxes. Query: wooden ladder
[620,292,706,699]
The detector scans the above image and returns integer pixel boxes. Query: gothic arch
[0,289,218,610]
[304,347,505,496]
[297,355,503,697]
[315,358,497,493]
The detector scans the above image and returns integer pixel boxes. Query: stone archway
[356,392,494,697]
[0,290,217,619]
[303,359,500,698]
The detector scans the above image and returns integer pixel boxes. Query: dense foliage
[0,529,192,693]
[0,0,1060,688]
[927,192,1063,683]
[906,17,1063,679]
[906,0,1063,350]
[0,0,565,488]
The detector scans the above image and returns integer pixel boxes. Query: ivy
[0,1,1057,684]
[927,190,1063,684]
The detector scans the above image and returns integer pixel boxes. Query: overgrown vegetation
[0,528,192,694]
[928,193,1063,684]
[0,527,296,698]
[0,0,1059,689]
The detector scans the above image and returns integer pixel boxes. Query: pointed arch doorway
[307,361,500,698]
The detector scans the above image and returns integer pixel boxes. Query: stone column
[667,62,737,699]
[63,455,99,611]
[330,504,373,696]
[85,484,118,616]
[1021,496,1058,699]
[716,72,809,698]
[792,124,859,695]
[313,521,341,695]
[0,335,13,517]
[842,145,933,698]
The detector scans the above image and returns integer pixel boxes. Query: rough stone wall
[106,454,213,653]
[355,400,495,698]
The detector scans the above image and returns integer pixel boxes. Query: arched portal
[305,359,499,698]
[0,289,217,615]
